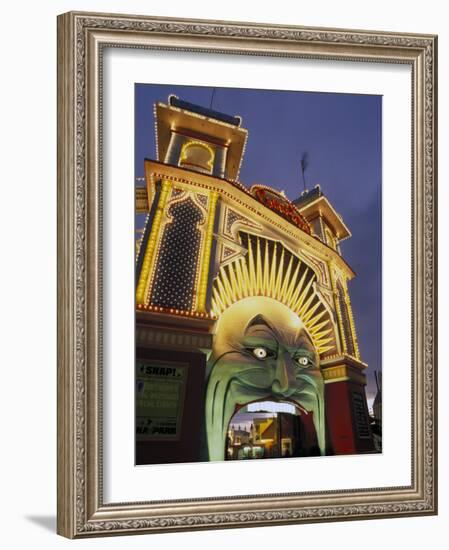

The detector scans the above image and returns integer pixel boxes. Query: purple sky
[135,83,382,404]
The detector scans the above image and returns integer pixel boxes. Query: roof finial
[209,87,216,110]
[300,151,309,192]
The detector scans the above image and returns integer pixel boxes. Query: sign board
[136,360,188,441]
[251,185,311,234]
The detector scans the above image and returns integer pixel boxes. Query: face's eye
[252,347,268,360]
[296,356,311,367]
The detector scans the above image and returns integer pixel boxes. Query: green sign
[136,360,188,441]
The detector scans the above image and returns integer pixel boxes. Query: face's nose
[271,350,296,396]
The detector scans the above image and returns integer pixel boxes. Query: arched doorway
[226,400,320,460]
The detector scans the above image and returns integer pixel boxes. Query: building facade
[135,95,375,464]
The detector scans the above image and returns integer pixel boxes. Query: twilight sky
[135,83,382,404]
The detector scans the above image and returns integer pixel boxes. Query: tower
[294,186,374,454]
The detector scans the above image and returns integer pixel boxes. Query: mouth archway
[204,296,326,462]
[225,399,320,460]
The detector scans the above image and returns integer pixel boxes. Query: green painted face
[205,297,325,461]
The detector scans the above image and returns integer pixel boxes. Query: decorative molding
[79,15,434,51]
[81,497,433,533]
[223,205,263,239]
[135,186,149,213]
[322,364,366,386]
[136,325,213,350]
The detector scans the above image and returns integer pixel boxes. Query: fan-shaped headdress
[211,233,336,355]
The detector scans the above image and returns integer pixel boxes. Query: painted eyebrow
[245,314,277,335]
[247,327,276,338]
[241,335,278,348]
[291,349,316,359]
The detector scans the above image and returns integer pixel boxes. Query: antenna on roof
[209,87,216,110]
[300,151,309,192]
[374,371,382,394]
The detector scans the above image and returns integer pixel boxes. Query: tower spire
[300,151,309,192]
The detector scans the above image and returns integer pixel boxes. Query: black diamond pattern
[150,198,204,310]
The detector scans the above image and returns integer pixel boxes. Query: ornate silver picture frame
[57,11,437,538]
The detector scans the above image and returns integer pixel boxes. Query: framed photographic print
[57,11,438,538]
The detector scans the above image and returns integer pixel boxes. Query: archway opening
[225,400,320,460]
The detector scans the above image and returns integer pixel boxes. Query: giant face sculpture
[205,297,325,461]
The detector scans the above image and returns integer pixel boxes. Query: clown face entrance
[226,401,320,460]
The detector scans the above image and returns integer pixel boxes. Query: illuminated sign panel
[252,186,311,234]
